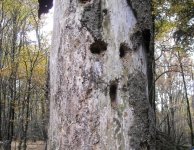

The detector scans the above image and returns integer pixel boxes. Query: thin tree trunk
[178,51,194,146]
[23,82,30,150]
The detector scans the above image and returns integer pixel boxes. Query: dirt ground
[11,141,46,150]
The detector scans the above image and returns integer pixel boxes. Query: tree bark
[48,0,155,149]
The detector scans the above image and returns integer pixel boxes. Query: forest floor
[11,141,46,150]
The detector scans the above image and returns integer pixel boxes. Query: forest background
[0,0,194,149]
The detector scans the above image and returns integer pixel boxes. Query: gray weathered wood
[48,0,155,149]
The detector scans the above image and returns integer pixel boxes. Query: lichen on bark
[126,0,152,30]
[127,0,152,52]
[126,71,155,149]
[81,0,103,40]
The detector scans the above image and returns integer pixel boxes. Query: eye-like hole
[103,9,108,15]
[79,0,91,4]
[90,40,107,54]
[119,43,130,58]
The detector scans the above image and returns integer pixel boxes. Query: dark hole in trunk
[90,40,107,54]
[110,82,117,107]
[119,43,130,58]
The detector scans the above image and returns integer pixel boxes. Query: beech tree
[47,0,155,149]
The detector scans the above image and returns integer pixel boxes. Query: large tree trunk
[48,0,155,149]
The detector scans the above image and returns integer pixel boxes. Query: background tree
[0,0,50,149]
[154,0,194,148]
